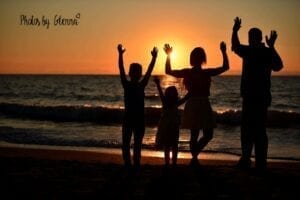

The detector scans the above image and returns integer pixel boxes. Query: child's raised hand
[151,47,158,57]
[164,44,173,55]
[117,44,126,54]
[220,41,226,53]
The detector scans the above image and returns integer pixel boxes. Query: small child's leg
[172,145,178,166]
[164,147,170,166]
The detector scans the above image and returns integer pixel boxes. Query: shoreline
[2,145,300,199]
[1,144,300,167]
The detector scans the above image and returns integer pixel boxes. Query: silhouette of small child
[117,44,158,171]
[154,77,189,167]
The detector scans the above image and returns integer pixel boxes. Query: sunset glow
[0,0,299,75]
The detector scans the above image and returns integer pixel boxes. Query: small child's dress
[155,104,181,149]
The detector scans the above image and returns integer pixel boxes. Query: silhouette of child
[117,44,158,171]
[154,77,189,167]
[164,42,229,166]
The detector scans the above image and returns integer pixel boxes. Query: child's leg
[122,124,133,167]
[172,144,178,166]
[164,146,170,166]
[133,126,145,169]
[254,105,268,169]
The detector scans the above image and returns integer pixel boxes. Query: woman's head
[165,86,178,105]
[129,63,142,81]
[190,47,206,67]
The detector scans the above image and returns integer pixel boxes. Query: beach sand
[1,146,300,199]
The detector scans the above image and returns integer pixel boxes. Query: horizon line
[1,73,300,76]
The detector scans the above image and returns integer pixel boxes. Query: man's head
[248,28,263,46]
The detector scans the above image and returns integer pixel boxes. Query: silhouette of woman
[164,42,229,165]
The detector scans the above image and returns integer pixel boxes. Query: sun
[168,46,189,70]
[147,38,191,74]
[170,50,176,61]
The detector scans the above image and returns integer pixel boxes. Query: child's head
[165,86,178,105]
[190,47,206,67]
[248,28,262,46]
[129,63,142,81]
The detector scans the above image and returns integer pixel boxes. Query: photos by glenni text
[20,13,80,29]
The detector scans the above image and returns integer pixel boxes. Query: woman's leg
[198,128,213,152]
[190,128,200,160]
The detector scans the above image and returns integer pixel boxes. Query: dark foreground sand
[1,146,300,200]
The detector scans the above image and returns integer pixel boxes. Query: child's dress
[155,104,181,149]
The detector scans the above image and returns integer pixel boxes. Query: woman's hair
[190,47,206,67]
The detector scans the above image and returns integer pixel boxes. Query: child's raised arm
[141,47,158,86]
[117,44,127,85]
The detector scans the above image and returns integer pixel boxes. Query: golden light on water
[142,150,239,160]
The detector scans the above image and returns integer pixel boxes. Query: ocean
[0,75,299,160]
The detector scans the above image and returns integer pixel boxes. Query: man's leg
[238,99,254,169]
[255,105,268,170]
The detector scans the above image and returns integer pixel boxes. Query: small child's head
[190,47,206,67]
[129,63,142,81]
[165,86,178,105]
[248,28,263,46]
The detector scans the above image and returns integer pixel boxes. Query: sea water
[0,75,299,160]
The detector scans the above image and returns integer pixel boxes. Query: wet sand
[1,146,300,199]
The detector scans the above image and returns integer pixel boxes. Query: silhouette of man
[231,17,283,170]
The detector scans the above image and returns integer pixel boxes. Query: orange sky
[0,0,299,75]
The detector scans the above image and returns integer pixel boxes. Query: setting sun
[145,38,193,74]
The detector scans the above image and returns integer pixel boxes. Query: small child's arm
[153,77,165,103]
[177,92,190,106]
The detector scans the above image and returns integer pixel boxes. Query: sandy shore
[1,146,300,199]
